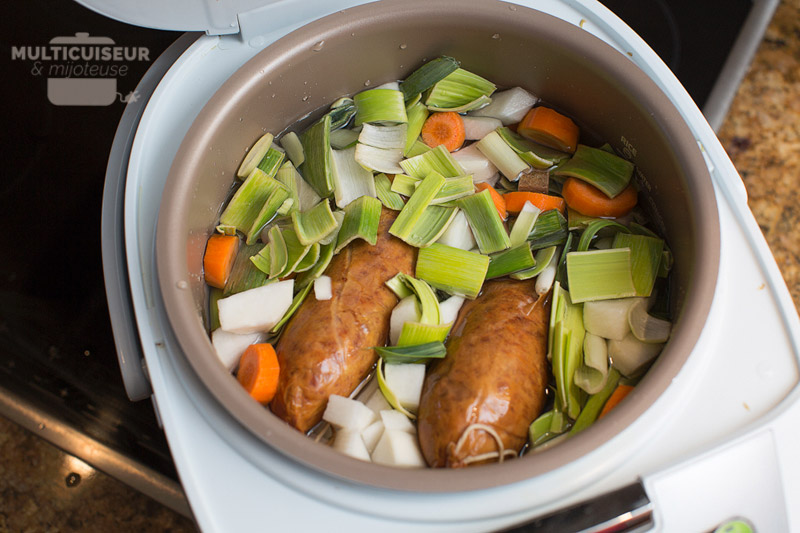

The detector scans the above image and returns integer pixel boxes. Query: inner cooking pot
[155,0,719,492]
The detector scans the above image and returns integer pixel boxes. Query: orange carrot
[203,234,240,289]
[420,111,466,152]
[561,177,638,218]
[237,343,280,404]
[475,182,507,220]
[517,106,579,153]
[598,384,635,419]
[503,191,566,215]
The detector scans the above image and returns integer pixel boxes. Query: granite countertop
[1,2,799,531]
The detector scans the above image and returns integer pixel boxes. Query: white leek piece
[210,329,264,371]
[358,122,407,149]
[462,116,503,140]
[628,298,672,343]
[508,201,541,247]
[279,131,304,167]
[314,275,332,301]
[573,332,609,394]
[534,246,559,294]
[436,209,476,250]
[330,128,360,150]
[469,87,539,124]
[331,146,377,208]
[452,143,499,185]
[476,130,529,181]
[583,297,642,340]
[217,279,294,334]
[236,132,274,178]
[608,333,663,377]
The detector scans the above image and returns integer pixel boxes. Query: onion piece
[628,298,672,343]
[469,87,539,125]
[607,332,663,377]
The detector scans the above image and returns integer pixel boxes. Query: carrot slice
[517,106,579,153]
[503,191,565,215]
[475,182,507,221]
[237,343,280,404]
[598,384,635,419]
[203,234,240,289]
[420,111,466,152]
[561,177,638,218]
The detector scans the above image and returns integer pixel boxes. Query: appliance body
[98,0,800,530]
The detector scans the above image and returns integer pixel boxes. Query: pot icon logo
[48,33,117,106]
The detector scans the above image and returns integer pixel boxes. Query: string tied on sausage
[453,423,518,466]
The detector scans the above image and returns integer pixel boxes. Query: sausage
[417,279,550,467]
[270,208,416,432]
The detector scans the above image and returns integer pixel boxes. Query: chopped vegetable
[236,132,274,178]
[627,298,671,343]
[566,248,637,303]
[374,173,406,210]
[527,209,568,250]
[404,101,430,155]
[314,275,333,301]
[612,233,664,297]
[435,209,476,250]
[475,130,529,181]
[332,146,379,207]
[217,279,295,334]
[400,56,460,102]
[270,282,314,333]
[451,143,499,185]
[607,332,663,377]
[335,195,382,253]
[389,296,422,345]
[354,88,408,125]
[469,87,539,124]
[598,382,635,419]
[569,368,621,434]
[461,116,503,140]
[299,114,334,197]
[457,189,511,254]
[583,298,642,340]
[517,106,579,153]
[416,243,489,299]
[371,429,426,467]
[508,201,541,246]
[400,144,465,179]
[475,182,507,221]
[291,200,338,245]
[496,127,570,169]
[503,191,566,215]
[486,243,536,279]
[211,329,264,371]
[323,394,378,431]
[382,363,426,413]
[389,171,446,243]
[553,144,635,198]
[421,111,466,152]
[397,321,452,346]
[203,234,240,289]
[332,429,371,462]
[279,131,305,167]
[400,205,458,247]
[425,68,496,111]
[236,343,281,404]
[562,177,638,218]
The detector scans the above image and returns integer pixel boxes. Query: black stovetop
[0,0,756,493]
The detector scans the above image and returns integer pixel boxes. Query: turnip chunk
[360,420,385,454]
[583,298,643,340]
[332,429,371,462]
[383,363,426,413]
[469,87,539,124]
[322,395,378,431]
[380,410,416,434]
[314,275,332,300]
[364,388,392,415]
[217,280,294,334]
[451,143,499,185]
[210,329,264,371]
[371,430,426,467]
[462,116,503,141]
[438,295,465,325]
[390,296,422,345]
[436,210,477,251]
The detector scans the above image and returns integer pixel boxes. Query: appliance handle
[101,32,200,401]
[501,482,653,533]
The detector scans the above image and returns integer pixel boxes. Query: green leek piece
[416,243,489,299]
[400,56,460,102]
[405,138,432,158]
[224,243,271,296]
[299,114,334,197]
[394,274,440,325]
[556,232,575,287]
[330,146,377,208]
[496,127,570,169]
[576,219,631,252]
[550,285,586,420]
[566,248,637,303]
[527,209,568,250]
[528,399,573,448]
[400,145,465,178]
[457,189,511,254]
[279,131,305,167]
[569,368,621,436]
[358,123,407,149]
[425,68,496,110]
[245,184,291,245]
[291,200,338,245]
[236,132,274,179]
[294,242,320,273]
[574,332,610,394]
[276,161,322,213]
[335,195,382,254]
[219,168,281,234]
[327,98,356,130]
[509,202,541,246]
[215,225,237,236]
[279,227,312,277]
[553,144,635,198]
[329,128,360,150]
[256,146,285,176]
[510,245,558,280]
[566,207,599,231]
[353,143,404,174]
[628,222,672,278]
[612,233,664,297]
[431,176,474,204]
[373,342,447,365]
[354,88,408,125]
[295,241,335,289]
[389,171,446,243]
[375,173,406,210]
[385,273,414,299]
[404,101,429,155]
[402,205,458,248]
[318,209,345,246]
[266,226,288,278]
[390,173,420,197]
[397,321,452,346]
[475,130,529,181]
[270,282,314,333]
[208,287,223,331]
[486,243,536,279]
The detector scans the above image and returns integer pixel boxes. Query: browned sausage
[417,279,550,467]
[270,208,416,433]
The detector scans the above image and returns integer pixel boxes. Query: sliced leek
[400,56,460,102]
[510,245,557,281]
[576,219,630,252]
[568,368,620,435]
[236,132,273,178]
[291,200,338,245]
[335,195,382,253]
[374,173,406,210]
[496,127,570,169]
[245,184,291,245]
[486,243,536,279]
[397,321,452,346]
[627,298,671,343]
[425,68,496,110]
[475,130,529,181]
[400,145,465,179]
[224,243,271,296]
[389,171,446,243]
[393,273,440,325]
[327,97,356,130]
[374,342,447,365]
[401,205,458,248]
[256,146,285,176]
[354,88,408,125]
[353,143,404,174]
[219,168,281,234]
[527,208,568,250]
[573,332,610,394]
[294,242,320,273]
[416,242,489,299]
[280,227,312,277]
[508,201,541,246]
[279,131,305,167]
[553,144,634,198]
[431,176,474,204]
[457,189,511,254]
[295,241,335,289]
[612,233,664,297]
[376,359,416,419]
[330,145,377,208]
[299,114,334,197]
[566,248,637,303]
[404,100,429,156]
[385,273,414,300]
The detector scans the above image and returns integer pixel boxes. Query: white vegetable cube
[383,363,426,413]
[364,388,392,415]
[379,410,416,434]
[360,420,385,454]
[210,329,264,371]
[332,429,371,462]
[217,280,294,334]
[371,430,426,468]
[322,394,378,431]
[314,275,332,300]
[390,296,422,345]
